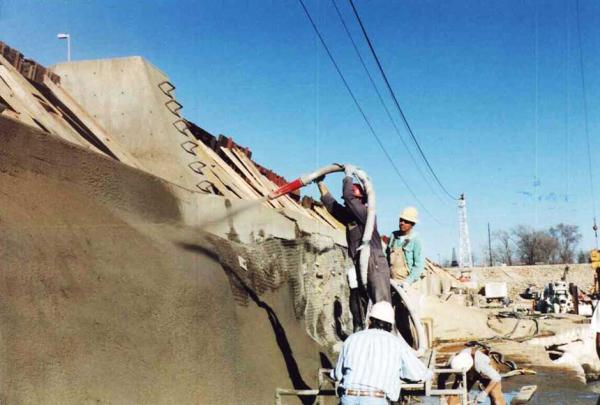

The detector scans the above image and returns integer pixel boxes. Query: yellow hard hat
[399,206,419,224]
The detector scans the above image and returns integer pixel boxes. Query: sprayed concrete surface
[0,116,348,404]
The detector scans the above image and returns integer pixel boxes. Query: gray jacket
[321,176,386,263]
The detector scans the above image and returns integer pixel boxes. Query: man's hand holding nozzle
[313,175,325,184]
[344,164,357,178]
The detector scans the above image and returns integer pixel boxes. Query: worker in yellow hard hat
[386,207,424,285]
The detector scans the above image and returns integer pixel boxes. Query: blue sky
[1,0,599,263]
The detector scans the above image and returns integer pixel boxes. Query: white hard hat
[369,301,395,324]
[450,352,474,372]
[399,206,419,224]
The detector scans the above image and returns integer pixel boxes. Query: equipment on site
[536,281,574,314]
[521,285,539,300]
[484,282,508,304]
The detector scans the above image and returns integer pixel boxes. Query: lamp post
[57,33,71,62]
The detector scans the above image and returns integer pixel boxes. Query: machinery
[536,281,574,314]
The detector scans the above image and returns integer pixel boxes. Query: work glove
[344,164,357,177]
[313,175,325,184]
[475,391,488,403]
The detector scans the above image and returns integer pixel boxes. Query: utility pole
[458,194,473,268]
[488,223,493,267]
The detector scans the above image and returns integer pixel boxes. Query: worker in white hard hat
[386,206,424,285]
[443,347,506,405]
[331,301,432,404]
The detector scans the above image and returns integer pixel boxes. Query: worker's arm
[385,234,394,264]
[317,180,329,197]
[318,181,348,224]
[405,239,425,285]
[331,343,346,382]
[342,176,368,223]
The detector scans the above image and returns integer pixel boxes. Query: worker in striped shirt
[332,301,433,404]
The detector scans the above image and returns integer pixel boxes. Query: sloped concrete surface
[0,116,343,404]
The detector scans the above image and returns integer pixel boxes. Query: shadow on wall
[177,241,316,405]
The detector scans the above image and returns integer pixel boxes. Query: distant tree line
[484,223,583,265]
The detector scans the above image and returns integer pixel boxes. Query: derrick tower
[458,194,473,267]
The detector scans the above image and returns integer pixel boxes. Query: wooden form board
[220,147,285,210]
[0,76,39,128]
[229,147,336,228]
[0,57,98,153]
[229,147,314,215]
[192,140,271,208]
[313,204,344,230]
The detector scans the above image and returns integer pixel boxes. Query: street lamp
[57,33,71,62]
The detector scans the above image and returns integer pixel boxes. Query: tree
[549,224,582,264]
[577,250,588,264]
[512,226,559,265]
[493,230,513,265]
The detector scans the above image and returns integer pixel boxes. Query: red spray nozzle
[268,178,304,200]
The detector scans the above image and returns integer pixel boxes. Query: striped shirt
[333,328,433,401]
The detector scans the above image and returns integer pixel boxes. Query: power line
[329,0,448,206]
[347,0,457,201]
[296,0,442,224]
[575,0,598,247]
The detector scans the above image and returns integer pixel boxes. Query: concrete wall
[0,116,348,404]
[52,57,204,191]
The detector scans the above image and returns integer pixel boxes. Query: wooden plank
[231,147,307,214]
[221,147,284,210]
[0,79,39,127]
[188,144,245,200]
[231,148,277,192]
[313,204,344,229]
[221,147,270,197]
[194,141,265,201]
[197,142,262,200]
[230,147,337,228]
[0,62,96,151]
[43,76,142,170]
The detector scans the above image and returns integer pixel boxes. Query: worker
[445,348,506,405]
[317,165,392,309]
[332,301,433,404]
[386,207,424,285]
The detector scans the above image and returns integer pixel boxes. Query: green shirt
[386,231,424,284]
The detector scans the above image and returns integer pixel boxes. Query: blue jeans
[340,395,389,404]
